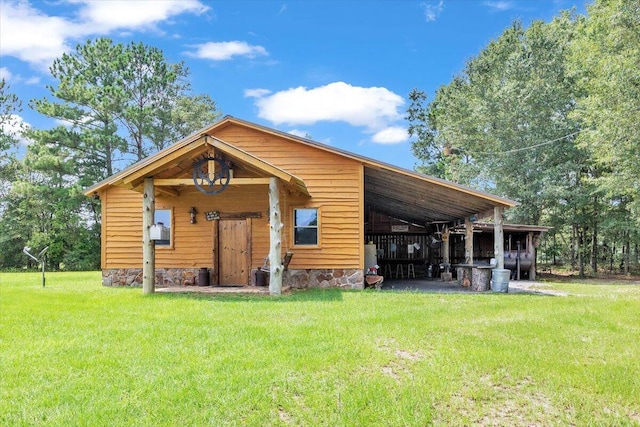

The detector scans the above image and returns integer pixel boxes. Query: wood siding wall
[213,125,363,269]
[101,124,364,270]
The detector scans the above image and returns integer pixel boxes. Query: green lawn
[1,272,639,426]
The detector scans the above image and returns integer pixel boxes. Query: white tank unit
[364,243,377,270]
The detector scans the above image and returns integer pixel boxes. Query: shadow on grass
[149,287,345,303]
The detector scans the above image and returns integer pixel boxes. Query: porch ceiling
[364,166,516,227]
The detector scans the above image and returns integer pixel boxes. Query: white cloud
[371,126,409,145]
[73,0,209,33]
[0,114,31,146]
[0,67,40,85]
[0,0,209,71]
[0,1,73,71]
[286,129,309,138]
[186,41,268,61]
[422,1,444,22]
[252,82,404,132]
[24,76,40,85]
[0,67,12,81]
[483,1,514,11]
[244,88,272,98]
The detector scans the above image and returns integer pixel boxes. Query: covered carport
[362,163,518,288]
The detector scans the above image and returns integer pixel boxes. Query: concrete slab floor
[380,278,566,296]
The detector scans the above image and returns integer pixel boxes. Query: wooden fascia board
[121,137,208,187]
[155,178,272,186]
[365,166,517,209]
[206,137,310,197]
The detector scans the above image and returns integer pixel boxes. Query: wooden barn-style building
[85,116,524,294]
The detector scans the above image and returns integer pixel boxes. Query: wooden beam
[154,178,271,186]
[465,216,473,264]
[218,212,262,219]
[142,178,155,294]
[268,177,283,295]
[155,187,179,197]
[208,151,216,181]
[528,231,536,280]
[494,207,504,269]
[442,226,450,267]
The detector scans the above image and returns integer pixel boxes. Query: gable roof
[209,116,517,224]
[85,115,517,225]
[84,126,308,196]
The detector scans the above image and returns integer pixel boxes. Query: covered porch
[362,163,518,291]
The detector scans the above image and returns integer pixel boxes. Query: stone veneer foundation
[101,268,364,289]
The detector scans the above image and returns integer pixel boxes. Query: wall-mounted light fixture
[189,207,197,224]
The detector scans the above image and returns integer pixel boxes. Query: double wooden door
[216,219,251,286]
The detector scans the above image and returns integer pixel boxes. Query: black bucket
[198,268,210,286]
[256,269,268,287]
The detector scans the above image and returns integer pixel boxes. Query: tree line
[407,0,638,275]
[0,39,220,270]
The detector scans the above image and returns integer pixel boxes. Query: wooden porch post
[442,227,450,267]
[142,177,155,294]
[268,177,283,295]
[528,231,536,281]
[465,216,474,264]
[494,207,504,269]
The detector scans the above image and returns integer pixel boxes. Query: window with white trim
[293,208,318,246]
[154,209,171,247]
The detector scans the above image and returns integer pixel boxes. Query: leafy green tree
[407,13,620,275]
[0,79,23,152]
[411,16,588,223]
[0,141,99,270]
[32,38,220,180]
[0,38,222,270]
[31,38,126,182]
[570,0,640,273]
[0,79,24,207]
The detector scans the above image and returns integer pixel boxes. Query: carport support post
[268,177,283,295]
[143,177,156,294]
[494,207,504,269]
[528,232,536,280]
[465,216,474,264]
[442,227,450,267]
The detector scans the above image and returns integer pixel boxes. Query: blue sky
[1,0,588,171]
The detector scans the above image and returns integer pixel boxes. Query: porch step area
[157,285,291,295]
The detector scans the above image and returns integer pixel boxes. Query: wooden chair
[383,264,393,278]
[407,264,415,278]
[261,252,294,273]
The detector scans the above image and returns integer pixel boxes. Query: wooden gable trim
[84,131,209,195]
[206,136,309,197]
[121,136,209,188]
